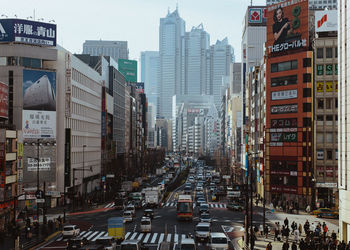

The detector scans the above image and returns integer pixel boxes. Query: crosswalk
[163,202,227,208]
[104,201,146,209]
[57,231,193,244]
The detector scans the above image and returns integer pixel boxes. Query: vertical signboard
[64,128,71,188]
[0,130,5,201]
[266,0,309,57]
[0,81,8,119]
[22,69,56,138]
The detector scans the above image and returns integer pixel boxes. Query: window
[271,60,298,73]
[303,118,312,127]
[326,133,333,143]
[335,47,338,58]
[303,73,312,83]
[316,65,324,75]
[326,115,333,121]
[326,48,333,58]
[317,133,324,143]
[317,99,324,109]
[326,98,332,109]
[335,115,338,121]
[317,48,324,58]
[303,88,312,97]
[327,150,333,160]
[303,58,312,67]
[317,115,324,121]
[271,75,297,87]
[303,103,312,112]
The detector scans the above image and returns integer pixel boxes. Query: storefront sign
[271,104,298,114]
[315,182,337,188]
[271,89,297,100]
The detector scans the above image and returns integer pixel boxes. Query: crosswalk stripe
[87,231,99,240]
[158,233,164,243]
[56,237,63,241]
[125,232,131,239]
[79,231,87,237]
[103,232,109,237]
[92,231,106,241]
[137,233,144,240]
[143,233,151,243]
[223,204,227,208]
[166,233,172,242]
[174,234,179,243]
[150,233,158,244]
[215,204,219,208]
[219,204,223,208]
[130,232,138,240]
[82,231,93,238]
[181,234,186,240]
[166,203,170,207]
[170,202,173,206]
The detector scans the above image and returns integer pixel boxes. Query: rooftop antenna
[250,0,253,6]
[33,9,35,21]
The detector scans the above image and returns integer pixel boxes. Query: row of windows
[72,85,100,107]
[72,68,101,94]
[317,149,338,161]
[316,114,338,122]
[66,117,100,133]
[71,150,100,165]
[316,132,338,144]
[271,58,311,73]
[316,166,338,178]
[316,47,337,59]
[0,56,42,68]
[316,64,338,76]
[72,102,101,121]
[317,98,338,110]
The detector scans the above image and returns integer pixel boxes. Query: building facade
[266,0,337,9]
[83,40,129,62]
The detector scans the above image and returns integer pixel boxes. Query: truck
[108,217,125,243]
[145,190,159,208]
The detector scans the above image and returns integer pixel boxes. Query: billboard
[22,69,56,138]
[0,19,56,46]
[266,0,309,57]
[0,81,8,119]
[248,7,267,25]
[271,89,297,100]
[118,59,137,82]
[315,10,337,32]
[271,104,298,114]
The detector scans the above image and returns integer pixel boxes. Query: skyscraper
[184,24,210,95]
[158,8,185,119]
[83,40,129,62]
[140,51,159,113]
[208,38,234,109]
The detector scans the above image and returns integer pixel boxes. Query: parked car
[143,209,154,219]
[66,237,88,249]
[62,225,80,238]
[95,236,117,250]
[140,217,152,232]
[123,211,133,223]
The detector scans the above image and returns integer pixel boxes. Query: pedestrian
[300,238,306,250]
[294,228,299,243]
[295,202,299,214]
[331,230,337,241]
[311,223,316,233]
[323,223,329,238]
[282,240,290,250]
[259,224,264,236]
[291,242,297,250]
[306,204,311,213]
[284,217,289,227]
[274,223,280,241]
[266,242,272,250]
[299,223,303,236]
[264,225,269,239]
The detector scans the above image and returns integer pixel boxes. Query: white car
[140,216,152,232]
[125,205,136,216]
[62,225,80,238]
[209,232,229,250]
[95,236,117,250]
[195,222,211,242]
[123,211,133,223]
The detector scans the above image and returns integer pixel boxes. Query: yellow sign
[17,142,23,158]
[326,82,333,92]
[317,82,324,92]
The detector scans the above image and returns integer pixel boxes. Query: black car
[67,237,89,250]
[144,209,154,219]
[78,244,104,250]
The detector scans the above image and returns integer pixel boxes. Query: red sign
[317,14,327,28]
[0,81,8,119]
[271,185,298,194]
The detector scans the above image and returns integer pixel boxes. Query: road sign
[36,199,45,203]
[35,190,44,199]
[106,174,115,178]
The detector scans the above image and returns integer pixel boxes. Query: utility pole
[36,139,40,223]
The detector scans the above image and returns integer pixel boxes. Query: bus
[177,195,193,220]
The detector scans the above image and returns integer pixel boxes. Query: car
[144,209,154,219]
[123,211,133,223]
[200,213,212,223]
[62,225,80,238]
[195,222,211,242]
[95,236,117,250]
[312,208,338,217]
[173,237,197,250]
[196,198,206,206]
[199,203,209,214]
[66,237,88,249]
[125,205,136,216]
[209,232,229,250]
[196,186,203,192]
[317,210,339,219]
[79,244,104,250]
[140,217,152,232]
[120,239,142,250]
[227,202,244,212]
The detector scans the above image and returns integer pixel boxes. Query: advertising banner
[0,81,8,119]
[0,19,56,46]
[266,0,309,57]
[317,82,324,92]
[271,118,297,128]
[22,69,56,138]
[27,157,51,171]
[127,82,144,94]
[271,104,298,114]
[315,10,337,32]
[271,89,297,100]
[248,7,267,25]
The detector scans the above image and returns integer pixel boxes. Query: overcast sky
[3,0,266,62]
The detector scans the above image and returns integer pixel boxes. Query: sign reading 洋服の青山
[22,69,56,139]
[266,0,309,57]
[27,157,51,171]
[0,19,56,46]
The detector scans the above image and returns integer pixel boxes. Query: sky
[2,0,266,62]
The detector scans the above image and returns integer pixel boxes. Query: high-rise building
[158,8,185,119]
[338,0,350,242]
[266,0,337,9]
[208,38,234,109]
[140,51,159,114]
[184,24,210,95]
[83,40,129,62]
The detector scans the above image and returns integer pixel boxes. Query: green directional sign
[118,59,137,82]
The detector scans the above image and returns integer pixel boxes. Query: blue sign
[0,19,56,46]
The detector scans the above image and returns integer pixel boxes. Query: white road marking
[125,232,131,239]
[86,231,99,240]
[130,232,138,240]
[137,233,144,240]
[158,233,164,243]
[174,234,179,243]
[78,231,87,237]
[143,233,151,243]
[166,234,172,242]
[92,231,106,241]
[150,233,158,243]
[82,231,93,238]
